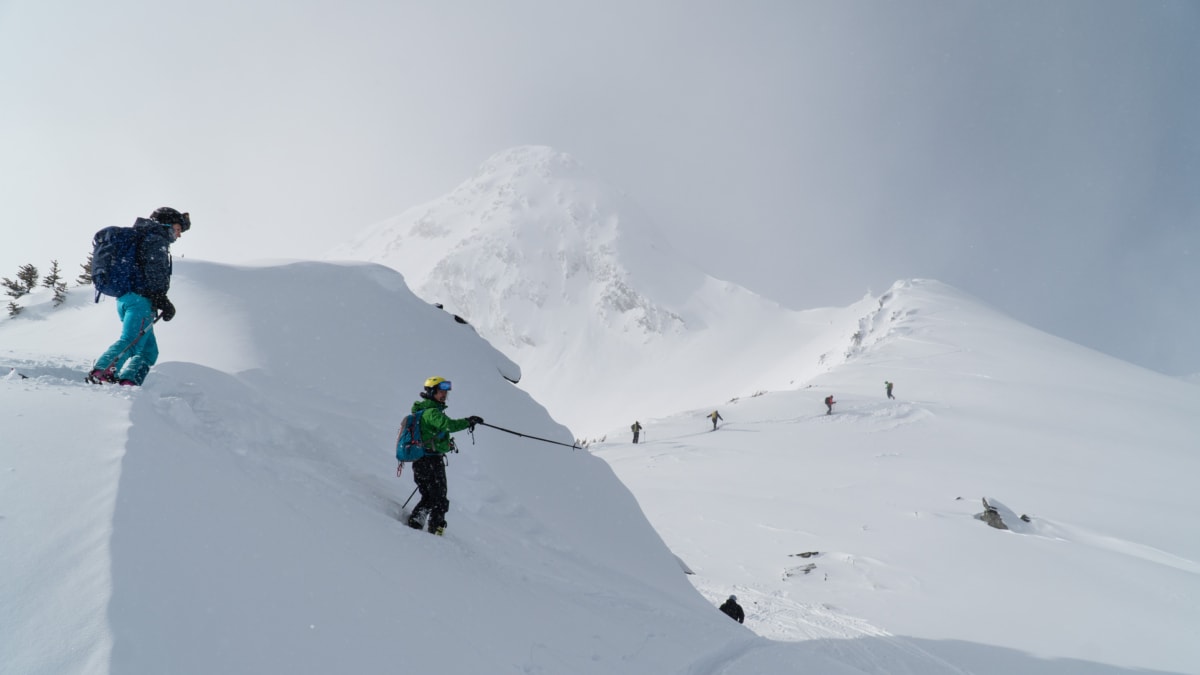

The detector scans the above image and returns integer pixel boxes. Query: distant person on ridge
[631,421,642,444]
[824,395,836,415]
[719,595,744,623]
[87,207,189,386]
[405,376,484,536]
[708,410,723,431]
[885,381,895,400]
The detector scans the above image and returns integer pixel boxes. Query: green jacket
[412,398,473,455]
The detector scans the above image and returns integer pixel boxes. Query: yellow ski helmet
[424,376,451,392]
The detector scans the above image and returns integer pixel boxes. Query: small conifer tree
[2,276,25,299]
[7,300,22,317]
[44,261,69,307]
[16,264,39,293]
[42,260,62,290]
[77,253,93,286]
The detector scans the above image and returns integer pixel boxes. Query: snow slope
[593,279,1200,674]
[331,145,850,437]
[5,265,1196,674]
[3,261,951,675]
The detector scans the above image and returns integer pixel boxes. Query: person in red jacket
[824,395,836,415]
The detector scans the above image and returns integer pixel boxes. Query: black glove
[467,416,484,426]
[156,296,176,322]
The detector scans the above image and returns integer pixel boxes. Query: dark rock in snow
[784,563,818,579]
[976,498,1009,530]
[975,497,1032,532]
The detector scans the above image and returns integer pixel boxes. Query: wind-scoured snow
[331,146,849,437]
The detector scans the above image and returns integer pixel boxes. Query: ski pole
[96,315,161,373]
[476,422,580,450]
[401,486,419,510]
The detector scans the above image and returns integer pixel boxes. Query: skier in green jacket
[406,376,483,536]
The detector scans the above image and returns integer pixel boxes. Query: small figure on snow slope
[885,381,895,400]
[719,595,744,623]
[708,410,723,431]
[824,395,836,415]
[405,376,483,536]
[631,420,642,444]
[88,207,189,386]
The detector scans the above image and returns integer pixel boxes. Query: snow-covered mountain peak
[332,148,823,433]
[469,144,589,186]
[333,146,704,348]
[409,146,606,243]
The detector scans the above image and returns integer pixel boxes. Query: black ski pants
[411,454,449,532]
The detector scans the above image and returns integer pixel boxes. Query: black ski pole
[401,486,419,510]
[477,422,580,450]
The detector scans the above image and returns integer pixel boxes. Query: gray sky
[2,0,1197,375]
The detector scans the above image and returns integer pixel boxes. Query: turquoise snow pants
[94,293,159,385]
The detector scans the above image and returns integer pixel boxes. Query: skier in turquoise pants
[95,294,160,386]
[89,207,189,386]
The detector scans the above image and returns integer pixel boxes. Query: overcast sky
[2,0,1197,375]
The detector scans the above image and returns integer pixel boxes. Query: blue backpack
[396,409,431,462]
[91,226,144,302]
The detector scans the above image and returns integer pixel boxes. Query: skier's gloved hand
[467,415,484,426]
[157,297,176,322]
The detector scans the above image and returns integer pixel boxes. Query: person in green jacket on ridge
[406,376,484,536]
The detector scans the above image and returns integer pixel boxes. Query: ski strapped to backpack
[91,226,144,303]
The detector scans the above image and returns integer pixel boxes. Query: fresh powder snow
[5,148,1200,673]
[5,263,1198,674]
[3,261,862,675]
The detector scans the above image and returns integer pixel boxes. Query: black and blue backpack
[90,226,144,303]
